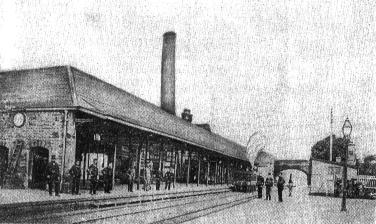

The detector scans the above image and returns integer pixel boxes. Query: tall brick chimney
[160,31,176,115]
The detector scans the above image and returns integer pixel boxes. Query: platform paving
[0,182,229,205]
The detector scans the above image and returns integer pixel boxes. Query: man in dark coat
[102,163,113,193]
[46,155,60,196]
[155,170,162,191]
[87,159,99,195]
[69,160,81,195]
[265,173,273,200]
[257,174,265,198]
[277,172,285,202]
[165,168,173,190]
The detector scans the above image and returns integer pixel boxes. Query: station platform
[0,182,233,221]
[0,182,229,205]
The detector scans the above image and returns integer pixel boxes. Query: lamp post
[341,117,352,212]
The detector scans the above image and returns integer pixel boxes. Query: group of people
[256,172,294,202]
[45,156,176,196]
[45,156,113,196]
[334,179,364,198]
[125,166,174,192]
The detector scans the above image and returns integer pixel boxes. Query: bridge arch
[274,160,311,185]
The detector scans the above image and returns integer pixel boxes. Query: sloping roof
[0,66,248,161]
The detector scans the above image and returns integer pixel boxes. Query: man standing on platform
[46,155,60,197]
[155,170,162,190]
[69,160,81,195]
[126,166,135,192]
[102,163,113,193]
[256,174,264,198]
[265,173,273,200]
[165,168,173,190]
[144,164,151,191]
[277,172,285,202]
[88,159,99,195]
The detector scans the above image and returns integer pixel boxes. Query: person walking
[102,163,113,193]
[265,173,273,200]
[256,174,265,198]
[288,178,294,197]
[87,159,99,195]
[277,172,285,202]
[126,166,135,192]
[45,155,60,196]
[69,160,81,195]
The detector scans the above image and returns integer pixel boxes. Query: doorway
[30,147,49,189]
[0,146,9,187]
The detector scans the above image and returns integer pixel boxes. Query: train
[231,170,257,193]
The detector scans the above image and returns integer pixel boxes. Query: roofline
[311,157,357,169]
[0,65,68,74]
[78,107,249,161]
[69,66,246,148]
[0,107,77,113]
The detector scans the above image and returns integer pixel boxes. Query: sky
[0,0,375,160]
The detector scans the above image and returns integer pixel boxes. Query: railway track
[1,187,229,222]
[71,192,255,224]
[7,188,236,223]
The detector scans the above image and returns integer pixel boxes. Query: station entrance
[0,146,9,187]
[29,147,49,189]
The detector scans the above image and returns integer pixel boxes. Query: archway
[0,146,9,187]
[274,160,311,185]
[30,147,49,189]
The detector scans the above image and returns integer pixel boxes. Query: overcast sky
[1,0,375,160]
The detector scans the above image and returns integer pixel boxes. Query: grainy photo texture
[0,1,376,223]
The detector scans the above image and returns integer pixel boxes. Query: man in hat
[277,172,285,202]
[87,159,99,195]
[69,160,81,195]
[46,155,60,196]
[165,168,173,190]
[126,166,135,192]
[265,173,273,200]
[256,174,265,198]
[102,163,113,193]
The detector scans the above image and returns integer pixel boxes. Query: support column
[215,161,218,185]
[112,145,117,187]
[60,110,68,191]
[186,149,191,186]
[136,137,143,190]
[174,147,177,188]
[159,141,163,172]
[197,153,201,186]
[226,160,229,185]
[206,159,210,186]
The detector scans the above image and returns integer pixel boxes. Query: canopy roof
[0,66,248,161]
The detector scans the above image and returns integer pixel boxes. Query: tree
[359,155,376,175]
[311,135,347,162]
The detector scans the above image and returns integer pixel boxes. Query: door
[0,146,9,187]
[30,147,49,189]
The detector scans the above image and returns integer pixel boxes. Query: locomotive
[231,170,257,193]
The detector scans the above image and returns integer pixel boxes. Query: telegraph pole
[329,108,333,162]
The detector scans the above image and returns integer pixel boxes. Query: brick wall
[0,110,76,189]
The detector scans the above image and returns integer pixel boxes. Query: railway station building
[0,32,250,191]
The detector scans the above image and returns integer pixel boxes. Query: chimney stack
[161,31,176,115]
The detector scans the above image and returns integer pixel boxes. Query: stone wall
[0,110,76,188]
[310,159,357,194]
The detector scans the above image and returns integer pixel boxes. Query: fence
[357,175,376,189]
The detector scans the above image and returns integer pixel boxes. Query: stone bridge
[274,159,311,185]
